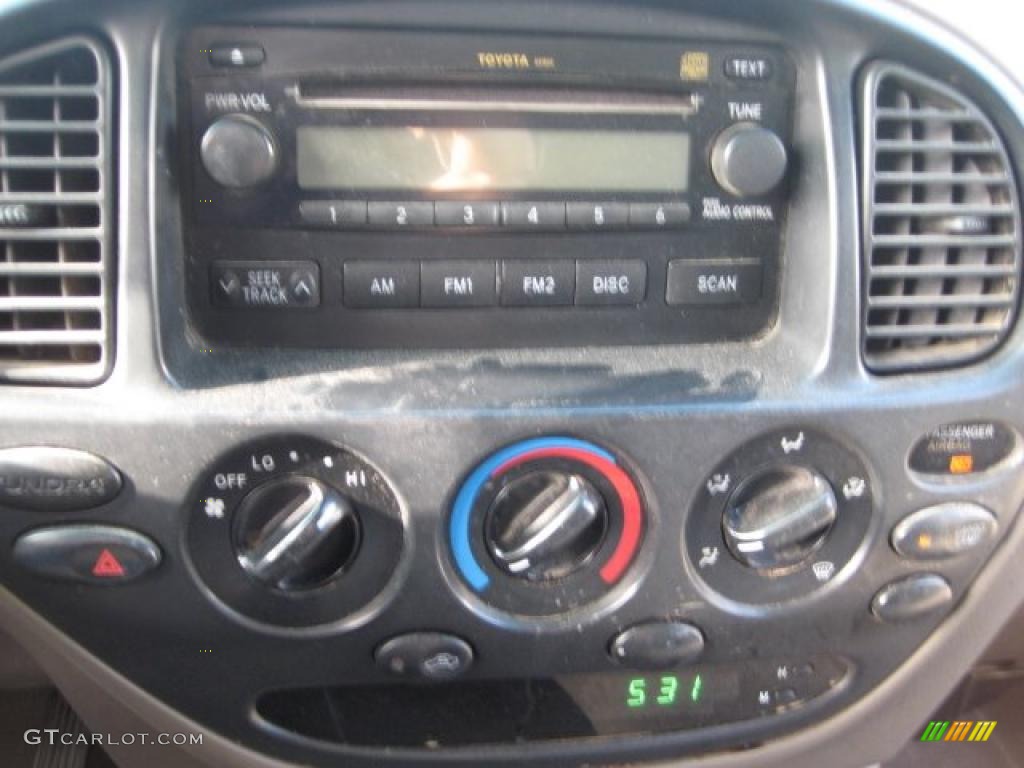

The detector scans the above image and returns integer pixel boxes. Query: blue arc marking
[450,437,617,592]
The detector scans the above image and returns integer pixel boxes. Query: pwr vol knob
[449,437,646,618]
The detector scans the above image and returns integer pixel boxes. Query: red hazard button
[91,548,126,578]
[12,525,161,585]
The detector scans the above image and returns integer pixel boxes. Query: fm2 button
[421,261,496,307]
[375,632,474,681]
[501,260,574,306]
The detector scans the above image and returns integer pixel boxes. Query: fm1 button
[576,260,647,306]
[13,525,161,585]
[375,632,474,681]
[421,260,496,307]
[609,621,705,670]
[501,260,574,306]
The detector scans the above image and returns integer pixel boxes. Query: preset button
[367,201,434,229]
[501,202,566,230]
[299,200,367,228]
[629,202,691,229]
[567,202,629,230]
[435,201,500,228]
[421,260,497,307]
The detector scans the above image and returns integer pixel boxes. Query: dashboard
[0,1,1022,767]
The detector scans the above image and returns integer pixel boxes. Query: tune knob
[485,470,608,582]
[722,466,837,571]
[200,113,278,189]
[710,122,788,197]
[232,476,360,591]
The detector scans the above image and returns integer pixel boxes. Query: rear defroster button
[375,632,474,681]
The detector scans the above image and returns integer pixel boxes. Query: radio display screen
[296,126,690,193]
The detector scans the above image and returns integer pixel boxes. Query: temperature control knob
[200,113,278,189]
[232,476,360,591]
[722,466,837,571]
[710,122,788,197]
[485,470,608,582]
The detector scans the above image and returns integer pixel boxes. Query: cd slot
[291,83,697,115]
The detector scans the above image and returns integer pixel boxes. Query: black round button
[710,122,788,197]
[200,113,278,189]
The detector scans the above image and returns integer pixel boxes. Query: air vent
[0,38,113,385]
[861,62,1021,372]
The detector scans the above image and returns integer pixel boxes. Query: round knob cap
[200,114,278,189]
[233,476,360,591]
[722,466,837,571]
[710,122,788,197]
[485,470,608,581]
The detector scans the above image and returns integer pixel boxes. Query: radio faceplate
[181,28,795,348]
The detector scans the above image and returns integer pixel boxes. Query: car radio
[180,27,795,347]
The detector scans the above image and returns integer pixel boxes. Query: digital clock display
[555,668,741,732]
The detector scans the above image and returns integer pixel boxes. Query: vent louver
[0,38,112,385]
[861,62,1021,373]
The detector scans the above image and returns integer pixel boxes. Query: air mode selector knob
[722,466,837,571]
[200,113,278,189]
[232,476,360,591]
[710,122,788,197]
[485,470,608,582]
